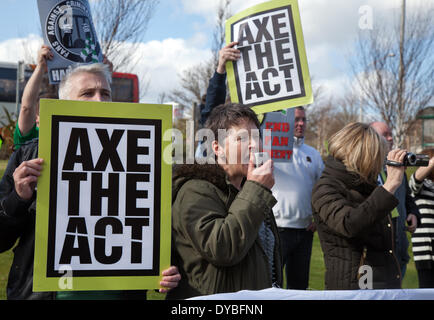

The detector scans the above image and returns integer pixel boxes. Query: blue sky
[1,0,40,41]
[0,0,212,45]
[0,0,424,104]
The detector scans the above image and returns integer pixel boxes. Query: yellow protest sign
[33,99,172,292]
[225,0,313,114]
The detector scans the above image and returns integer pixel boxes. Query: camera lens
[406,153,417,165]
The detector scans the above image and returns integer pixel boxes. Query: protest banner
[37,0,103,84]
[261,108,294,162]
[225,0,312,114]
[33,99,172,291]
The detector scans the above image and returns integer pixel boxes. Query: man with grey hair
[0,63,180,300]
[14,57,114,150]
[58,63,112,101]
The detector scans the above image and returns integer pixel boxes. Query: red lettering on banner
[274,122,282,131]
[271,149,293,159]
[271,136,289,147]
[265,122,290,132]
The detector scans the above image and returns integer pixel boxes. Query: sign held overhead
[226,0,313,114]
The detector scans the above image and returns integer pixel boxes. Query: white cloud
[113,38,212,103]
[175,0,381,99]
[180,0,221,16]
[0,34,211,104]
[118,0,427,103]
[314,74,352,99]
[180,0,264,26]
[186,32,209,48]
[0,34,43,63]
[296,0,422,100]
[3,0,426,107]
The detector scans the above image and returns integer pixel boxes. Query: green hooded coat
[167,164,282,299]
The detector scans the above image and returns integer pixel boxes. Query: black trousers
[278,227,314,290]
[417,268,434,288]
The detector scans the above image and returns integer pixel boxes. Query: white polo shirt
[272,137,324,229]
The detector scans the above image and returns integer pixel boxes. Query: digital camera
[403,152,430,167]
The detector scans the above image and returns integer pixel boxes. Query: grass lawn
[0,160,10,300]
[306,232,418,290]
[0,162,421,299]
[0,232,420,299]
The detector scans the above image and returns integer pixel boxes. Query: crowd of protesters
[0,43,433,300]
[0,50,180,300]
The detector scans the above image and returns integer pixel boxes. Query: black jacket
[0,139,53,299]
[200,71,226,126]
[311,156,402,290]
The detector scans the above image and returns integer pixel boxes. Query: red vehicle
[111,72,139,103]
[0,62,140,118]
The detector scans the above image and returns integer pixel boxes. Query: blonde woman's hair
[328,122,388,183]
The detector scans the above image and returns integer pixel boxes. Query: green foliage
[0,106,17,159]
[0,160,11,299]
[0,251,13,300]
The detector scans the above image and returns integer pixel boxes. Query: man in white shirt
[272,106,324,289]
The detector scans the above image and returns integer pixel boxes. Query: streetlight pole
[15,60,24,117]
[396,0,406,147]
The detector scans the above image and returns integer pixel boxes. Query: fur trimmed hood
[172,163,229,201]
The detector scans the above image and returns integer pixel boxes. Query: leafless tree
[211,0,232,71]
[91,0,159,72]
[334,90,364,125]
[305,82,362,157]
[169,62,215,112]
[350,3,434,147]
[168,0,232,112]
[305,83,336,156]
[305,101,334,156]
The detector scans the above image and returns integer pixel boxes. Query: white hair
[58,63,112,99]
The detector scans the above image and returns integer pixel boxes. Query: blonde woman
[312,122,405,289]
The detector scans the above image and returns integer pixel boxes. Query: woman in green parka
[167,103,282,299]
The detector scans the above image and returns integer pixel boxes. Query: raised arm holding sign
[37,0,103,84]
[199,1,323,292]
[225,0,312,114]
[0,63,179,300]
